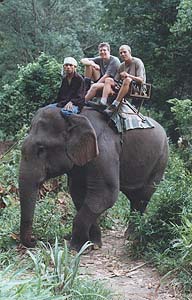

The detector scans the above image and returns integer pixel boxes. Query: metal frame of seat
[121,81,152,122]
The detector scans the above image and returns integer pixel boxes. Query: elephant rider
[99,45,146,117]
[80,42,120,103]
[56,57,85,115]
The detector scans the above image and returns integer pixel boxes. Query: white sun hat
[63,57,78,67]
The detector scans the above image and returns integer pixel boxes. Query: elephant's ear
[66,114,99,166]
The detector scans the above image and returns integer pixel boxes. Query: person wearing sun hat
[56,56,85,115]
[61,57,78,76]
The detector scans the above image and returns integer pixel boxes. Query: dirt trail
[79,229,181,300]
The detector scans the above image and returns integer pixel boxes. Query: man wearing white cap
[57,57,85,114]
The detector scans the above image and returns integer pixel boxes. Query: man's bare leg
[84,67,101,102]
[104,77,132,115]
[114,77,132,104]
[85,82,104,102]
[100,78,115,105]
[84,66,100,82]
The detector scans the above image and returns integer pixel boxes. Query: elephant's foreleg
[70,204,100,251]
[70,181,119,251]
[89,223,102,248]
[69,157,120,251]
[68,168,86,211]
[66,170,86,242]
[68,169,102,248]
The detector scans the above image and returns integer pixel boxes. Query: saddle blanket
[111,103,154,133]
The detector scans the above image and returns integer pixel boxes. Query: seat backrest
[129,81,152,99]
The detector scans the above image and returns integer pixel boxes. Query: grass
[0,239,112,300]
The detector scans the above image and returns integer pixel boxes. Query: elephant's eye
[37,145,45,157]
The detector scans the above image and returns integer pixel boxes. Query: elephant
[19,105,169,251]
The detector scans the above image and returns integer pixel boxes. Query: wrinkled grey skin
[19,106,168,251]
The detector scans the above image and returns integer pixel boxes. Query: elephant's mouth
[46,162,73,179]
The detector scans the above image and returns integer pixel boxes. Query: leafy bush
[0,128,25,207]
[0,53,61,138]
[0,240,112,300]
[167,98,192,170]
[168,99,192,138]
[33,191,74,244]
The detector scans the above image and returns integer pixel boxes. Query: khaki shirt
[115,57,146,82]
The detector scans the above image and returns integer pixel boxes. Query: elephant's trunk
[20,183,38,247]
[19,158,45,247]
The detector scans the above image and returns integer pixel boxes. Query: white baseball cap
[63,57,78,67]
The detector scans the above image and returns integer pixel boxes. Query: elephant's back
[81,108,168,189]
[80,107,114,136]
[120,118,168,189]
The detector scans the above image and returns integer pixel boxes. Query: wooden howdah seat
[130,81,152,100]
[119,81,152,120]
[120,81,152,121]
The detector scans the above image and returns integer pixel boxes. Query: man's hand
[64,101,74,111]
[91,62,100,70]
[120,71,129,79]
[81,58,100,70]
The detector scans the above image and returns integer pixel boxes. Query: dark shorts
[113,79,138,96]
[112,79,131,98]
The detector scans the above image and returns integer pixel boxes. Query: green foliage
[168,98,192,140]
[27,239,93,295]
[171,0,192,34]
[0,128,27,250]
[0,240,112,300]
[169,1,192,100]
[167,98,192,170]
[0,0,103,86]
[0,126,28,206]
[0,265,64,300]
[0,53,61,137]
[33,193,74,244]
[102,0,192,117]
[0,206,19,250]
[171,215,192,271]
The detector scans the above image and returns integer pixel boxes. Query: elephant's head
[19,106,99,247]
[21,107,99,177]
